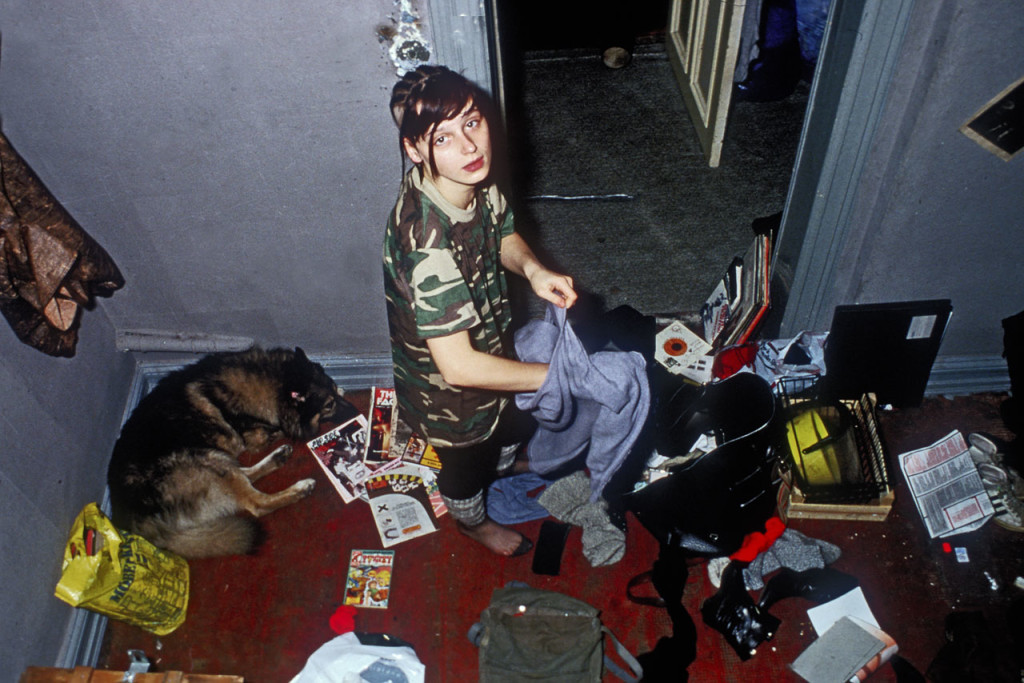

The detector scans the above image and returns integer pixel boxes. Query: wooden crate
[20,667,242,683]
[777,476,895,522]
[775,389,895,523]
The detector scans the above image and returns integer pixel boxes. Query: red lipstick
[463,158,485,173]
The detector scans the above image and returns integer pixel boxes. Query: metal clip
[123,649,150,682]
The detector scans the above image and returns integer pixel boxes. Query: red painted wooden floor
[99,391,1024,682]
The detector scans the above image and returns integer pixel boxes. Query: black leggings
[434,405,536,500]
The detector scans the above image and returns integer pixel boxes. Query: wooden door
[667,0,747,167]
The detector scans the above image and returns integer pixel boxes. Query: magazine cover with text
[364,464,439,547]
[364,386,397,466]
[306,415,370,504]
[344,548,394,609]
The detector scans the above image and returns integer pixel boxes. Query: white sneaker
[969,432,1002,464]
[979,463,1024,532]
[969,433,1024,498]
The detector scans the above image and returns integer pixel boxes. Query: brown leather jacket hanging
[0,132,124,357]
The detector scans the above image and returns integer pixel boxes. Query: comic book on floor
[343,548,394,609]
[306,415,370,504]
[387,407,443,471]
[364,386,397,467]
[365,463,439,547]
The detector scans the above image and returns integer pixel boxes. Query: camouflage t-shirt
[382,170,515,447]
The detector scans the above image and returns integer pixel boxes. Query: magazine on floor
[343,549,394,609]
[399,430,442,471]
[387,406,443,472]
[365,463,439,547]
[364,386,397,467]
[307,415,371,504]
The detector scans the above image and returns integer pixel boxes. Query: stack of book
[700,232,771,351]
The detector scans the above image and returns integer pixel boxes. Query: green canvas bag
[469,584,642,682]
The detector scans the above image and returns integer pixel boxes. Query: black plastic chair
[624,372,781,557]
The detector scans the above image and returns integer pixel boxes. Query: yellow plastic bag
[55,502,189,635]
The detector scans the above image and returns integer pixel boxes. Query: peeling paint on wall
[379,0,432,76]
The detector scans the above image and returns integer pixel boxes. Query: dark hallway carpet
[98,389,1024,682]
[504,45,808,319]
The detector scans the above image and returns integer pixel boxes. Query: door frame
[771,0,916,337]
[665,0,748,168]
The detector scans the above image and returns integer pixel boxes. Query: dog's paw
[270,443,293,465]
[295,478,316,498]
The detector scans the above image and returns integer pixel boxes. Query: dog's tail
[158,516,265,559]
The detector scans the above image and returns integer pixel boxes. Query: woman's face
[403,101,491,206]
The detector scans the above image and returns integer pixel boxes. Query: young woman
[383,65,577,556]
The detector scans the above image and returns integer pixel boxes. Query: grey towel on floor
[538,471,625,567]
[515,304,649,501]
[742,528,843,589]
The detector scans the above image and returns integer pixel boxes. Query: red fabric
[329,604,357,635]
[711,343,759,381]
[729,516,786,563]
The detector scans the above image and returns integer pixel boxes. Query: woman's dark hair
[390,65,492,177]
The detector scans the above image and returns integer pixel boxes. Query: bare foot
[457,519,531,557]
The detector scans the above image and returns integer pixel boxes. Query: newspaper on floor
[898,429,994,538]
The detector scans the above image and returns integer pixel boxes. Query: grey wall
[0,1,412,356]
[0,0,425,676]
[0,315,135,680]
[0,0,1021,676]
[778,0,1024,362]
[836,0,1024,357]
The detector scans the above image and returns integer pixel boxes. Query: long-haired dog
[107,347,358,558]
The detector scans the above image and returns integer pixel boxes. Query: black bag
[624,372,781,557]
[469,583,642,682]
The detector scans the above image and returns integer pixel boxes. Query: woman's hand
[500,233,578,309]
[527,267,577,309]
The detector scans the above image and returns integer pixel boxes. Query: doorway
[489,0,809,319]
[431,0,913,334]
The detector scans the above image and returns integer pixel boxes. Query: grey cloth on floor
[515,304,649,501]
[538,471,625,567]
[742,528,842,590]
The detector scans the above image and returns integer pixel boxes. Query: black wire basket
[776,376,892,508]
